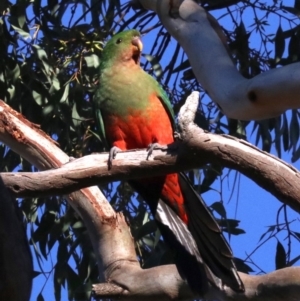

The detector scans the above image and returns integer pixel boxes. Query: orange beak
[132,36,143,52]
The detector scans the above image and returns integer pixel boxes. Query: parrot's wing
[156,82,176,132]
[95,105,109,150]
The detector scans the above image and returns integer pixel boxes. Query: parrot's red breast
[103,92,188,223]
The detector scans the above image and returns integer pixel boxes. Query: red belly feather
[104,93,188,223]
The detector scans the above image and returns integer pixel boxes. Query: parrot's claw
[174,131,182,141]
[147,143,163,160]
[108,146,121,169]
[64,156,76,165]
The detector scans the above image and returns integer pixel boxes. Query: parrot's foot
[146,143,165,160]
[108,146,121,169]
[174,131,183,141]
[64,156,76,165]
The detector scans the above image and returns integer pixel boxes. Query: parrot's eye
[116,38,122,44]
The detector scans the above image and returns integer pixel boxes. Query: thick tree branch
[1,93,300,214]
[2,138,300,213]
[93,266,300,301]
[137,0,300,120]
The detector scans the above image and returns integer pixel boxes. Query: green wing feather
[156,82,176,132]
[94,89,109,150]
[96,109,107,149]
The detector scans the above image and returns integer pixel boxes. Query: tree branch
[1,93,300,214]
[93,267,300,301]
[137,0,300,120]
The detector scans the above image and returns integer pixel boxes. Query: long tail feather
[130,174,244,294]
[155,199,222,294]
[178,173,244,292]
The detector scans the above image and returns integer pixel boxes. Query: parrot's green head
[100,29,143,68]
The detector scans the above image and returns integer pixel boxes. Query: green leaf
[290,110,299,151]
[143,54,163,80]
[275,240,286,270]
[274,25,285,63]
[217,218,240,228]
[236,120,247,139]
[281,5,300,16]
[32,44,52,80]
[172,59,190,73]
[259,121,271,152]
[54,267,62,301]
[72,103,82,128]
[6,59,20,82]
[0,0,10,13]
[72,221,84,229]
[66,265,80,300]
[33,0,41,17]
[291,144,300,162]
[292,231,300,239]
[218,219,245,235]
[60,83,69,103]
[49,77,61,94]
[274,117,281,158]
[295,0,300,10]
[32,211,56,242]
[11,24,31,39]
[235,21,249,57]
[233,257,254,273]
[282,112,289,151]
[194,111,209,131]
[32,270,42,278]
[134,220,157,240]
[84,54,100,69]
[42,104,54,116]
[39,232,48,259]
[210,201,227,219]
[201,164,222,193]
[288,33,300,62]
[288,254,300,266]
[258,225,276,242]
[32,90,44,106]
[37,293,45,301]
[223,227,245,235]
[182,68,195,80]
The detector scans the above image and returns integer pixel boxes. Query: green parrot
[94,29,244,294]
